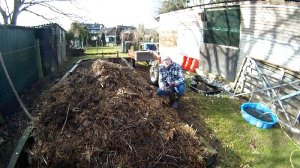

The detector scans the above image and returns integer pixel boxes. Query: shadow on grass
[176,87,300,168]
[177,89,243,167]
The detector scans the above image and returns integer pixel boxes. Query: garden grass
[68,46,130,65]
[84,46,128,57]
[182,92,300,167]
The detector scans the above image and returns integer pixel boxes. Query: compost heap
[30,60,207,168]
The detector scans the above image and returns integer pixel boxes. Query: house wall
[159,6,241,80]
[200,44,240,81]
[159,2,300,80]
[239,2,300,73]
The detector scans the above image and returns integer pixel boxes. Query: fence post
[35,39,43,79]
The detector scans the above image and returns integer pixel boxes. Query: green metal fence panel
[204,6,240,47]
[0,26,39,117]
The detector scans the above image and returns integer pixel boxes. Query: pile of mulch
[29,59,207,168]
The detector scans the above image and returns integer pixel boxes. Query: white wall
[159,8,204,64]
[159,2,300,74]
[239,3,300,73]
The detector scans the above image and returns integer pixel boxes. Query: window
[204,6,240,47]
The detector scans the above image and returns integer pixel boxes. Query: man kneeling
[157,55,185,109]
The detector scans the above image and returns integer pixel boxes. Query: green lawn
[84,46,128,57]
[181,91,300,168]
[67,46,130,66]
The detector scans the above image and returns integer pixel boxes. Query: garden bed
[14,58,214,167]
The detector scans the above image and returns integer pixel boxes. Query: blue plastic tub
[241,103,278,129]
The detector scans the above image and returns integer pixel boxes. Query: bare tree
[0,0,81,25]
[159,0,188,14]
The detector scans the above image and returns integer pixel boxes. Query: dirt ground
[1,59,210,168]
[0,60,74,167]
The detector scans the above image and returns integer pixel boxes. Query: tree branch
[24,9,55,22]
[3,0,81,25]
[0,6,9,24]
[4,0,11,16]
[23,0,77,6]
[36,2,84,20]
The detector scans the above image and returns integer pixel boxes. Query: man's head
[161,55,172,68]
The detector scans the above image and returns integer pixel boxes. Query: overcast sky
[12,0,163,30]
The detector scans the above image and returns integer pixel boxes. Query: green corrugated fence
[0,26,39,120]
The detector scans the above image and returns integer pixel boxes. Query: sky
[3,0,163,30]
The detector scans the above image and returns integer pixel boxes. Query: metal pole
[278,90,300,101]
[293,109,300,127]
[251,58,291,123]
[234,80,300,97]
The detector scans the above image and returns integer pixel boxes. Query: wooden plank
[244,79,262,90]
[245,64,284,82]
[280,102,299,113]
[239,76,298,98]
[256,65,285,81]
[243,79,300,103]
[251,94,273,105]
[244,74,264,83]
[274,102,299,117]
[278,87,300,97]
[258,61,300,80]
[8,126,33,168]
[255,64,300,86]
[198,135,218,167]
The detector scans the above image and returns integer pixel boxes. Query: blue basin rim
[241,102,278,129]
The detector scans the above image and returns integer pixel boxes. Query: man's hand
[169,82,175,87]
[160,85,166,91]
